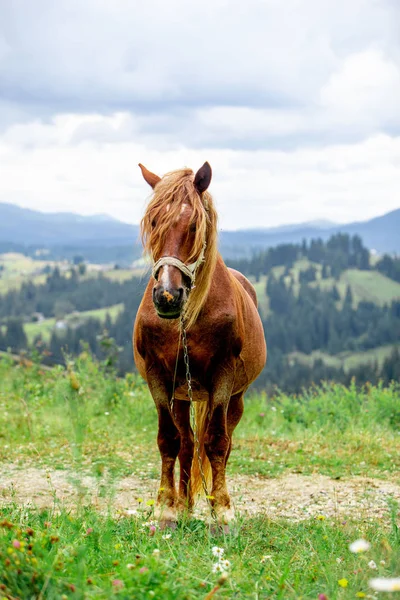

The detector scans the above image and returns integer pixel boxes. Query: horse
[133,162,267,527]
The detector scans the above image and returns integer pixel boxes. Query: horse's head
[139,162,213,320]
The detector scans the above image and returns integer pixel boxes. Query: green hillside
[251,259,400,316]
[289,344,400,372]
[24,303,124,343]
[315,268,400,306]
[0,252,145,294]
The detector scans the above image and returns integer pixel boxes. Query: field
[0,252,146,295]
[289,344,400,372]
[24,304,125,344]
[1,356,400,598]
[316,269,400,307]
[0,253,54,293]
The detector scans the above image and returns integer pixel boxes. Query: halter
[152,241,206,288]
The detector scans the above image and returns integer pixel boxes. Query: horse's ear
[138,163,161,189]
[194,162,212,194]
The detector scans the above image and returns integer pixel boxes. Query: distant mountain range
[0,202,399,257]
[0,202,139,247]
[220,209,400,257]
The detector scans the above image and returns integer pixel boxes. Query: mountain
[0,203,138,246]
[0,202,399,257]
[219,209,400,257]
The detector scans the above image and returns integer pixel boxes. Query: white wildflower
[349,539,371,553]
[368,560,377,570]
[336,557,343,564]
[369,577,400,592]
[220,559,231,570]
[380,560,386,566]
[211,546,225,558]
[162,533,172,540]
[152,549,160,556]
[261,555,272,563]
[212,562,225,573]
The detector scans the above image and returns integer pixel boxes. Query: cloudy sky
[0,0,399,230]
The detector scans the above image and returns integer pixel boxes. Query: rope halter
[152,241,206,289]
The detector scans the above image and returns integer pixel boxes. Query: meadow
[1,354,400,598]
[24,304,124,344]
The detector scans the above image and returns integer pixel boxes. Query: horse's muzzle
[153,285,185,319]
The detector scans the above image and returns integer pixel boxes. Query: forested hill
[0,233,400,393]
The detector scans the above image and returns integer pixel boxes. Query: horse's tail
[191,402,212,499]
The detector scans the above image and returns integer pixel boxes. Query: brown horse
[133,162,266,526]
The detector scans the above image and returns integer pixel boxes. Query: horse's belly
[173,381,209,402]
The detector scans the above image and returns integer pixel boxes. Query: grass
[314,269,400,307]
[0,253,57,294]
[1,354,400,479]
[2,504,400,599]
[24,304,125,344]
[289,344,400,373]
[0,252,143,295]
[250,262,400,321]
[1,356,400,597]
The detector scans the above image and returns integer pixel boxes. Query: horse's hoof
[159,519,178,530]
[154,504,177,524]
[209,506,235,534]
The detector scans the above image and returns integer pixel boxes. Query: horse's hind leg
[204,372,236,525]
[154,405,180,526]
[173,400,194,512]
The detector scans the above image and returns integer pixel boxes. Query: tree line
[0,233,399,392]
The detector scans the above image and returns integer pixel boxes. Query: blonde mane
[141,169,218,329]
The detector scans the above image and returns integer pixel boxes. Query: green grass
[24,304,124,343]
[0,253,57,293]
[314,269,400,306]
[0,252,143,294]
[2,504,400,599]
[289,344,399,372]
[1,357,400,597]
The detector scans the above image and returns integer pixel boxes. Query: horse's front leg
[173,400,194,512]
[147,377,180,527]
[204,368,236,525]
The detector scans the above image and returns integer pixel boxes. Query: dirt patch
[1,465,399,522]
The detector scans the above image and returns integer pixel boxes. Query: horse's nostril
[162,289,175,303]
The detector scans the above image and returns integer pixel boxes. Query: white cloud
[320,48,400,128]
[0,0,399,228]
[0,112,399,229]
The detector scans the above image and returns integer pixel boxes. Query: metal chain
[180,316,217,521]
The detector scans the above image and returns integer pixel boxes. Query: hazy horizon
[2,199,398,232]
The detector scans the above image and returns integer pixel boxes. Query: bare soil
[1,465,400,522]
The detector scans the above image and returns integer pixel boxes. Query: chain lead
[180,315,217,522]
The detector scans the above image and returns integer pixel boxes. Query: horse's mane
[141,168,218,329]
